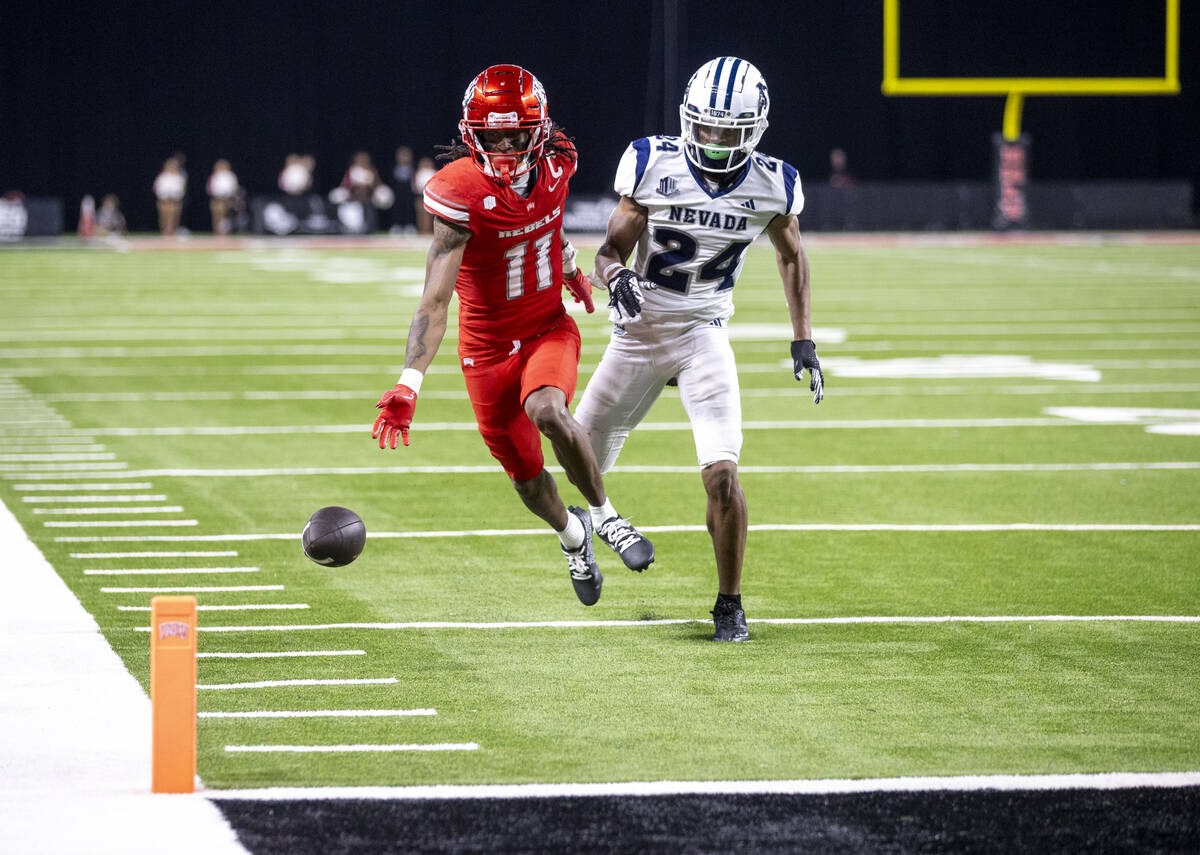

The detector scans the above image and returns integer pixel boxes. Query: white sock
[557,511,586,551]
[589,499,617,529]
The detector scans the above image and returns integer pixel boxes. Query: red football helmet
[459,65,552,184]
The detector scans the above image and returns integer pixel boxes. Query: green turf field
[2,238,1198,790]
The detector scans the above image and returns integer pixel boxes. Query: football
[301,506,366,567]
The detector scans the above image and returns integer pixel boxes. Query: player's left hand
[564,269,595,313]
[791,339,824,404]
[373,383,418,448]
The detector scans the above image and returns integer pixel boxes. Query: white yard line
[1,417,1164,439]
[58,522,1200,546]
[34,506,184,514]
[204,771,1200,800]
[196,651,365,659]
[24,495,168,503]
[84,567,259,576]
[133,615,1200,633]
[224,743,477,753]
[198,677,398,690]
[45,519,198,528]
[200,708,429,717]
[78,551,238,558]
[18,460,1200,481]
[117,604,309,612]
[13,482,154,491]
[103,585,280,593]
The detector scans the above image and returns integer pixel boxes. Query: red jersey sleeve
[423,168,474,229]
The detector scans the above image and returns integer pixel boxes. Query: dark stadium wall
[1,1,1196,232]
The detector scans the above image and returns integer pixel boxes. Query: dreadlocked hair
[435,123,577,164]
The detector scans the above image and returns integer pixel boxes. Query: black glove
[607,268,651,324]
[791,339,824,404]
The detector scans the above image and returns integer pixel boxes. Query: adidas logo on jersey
[658,177,678,197]
[667,206,749,231]
[740,199,756,210]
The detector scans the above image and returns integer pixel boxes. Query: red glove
[372,384,417,448]
[564,269,595,313]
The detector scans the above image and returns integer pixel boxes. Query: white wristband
[397,368,425,395]
[561,239,578,277]
[602,262,625,287]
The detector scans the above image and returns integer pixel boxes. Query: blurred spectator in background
[153,157,187,236]
[336,151,382,204]
[279,153,313,195]
[827,147,856,230]
[391,146,416,233]
[78,195,96,236]
[207,159,240,234]
[829,147,854,189]
[412,156,437,234]
[96,194,127,236]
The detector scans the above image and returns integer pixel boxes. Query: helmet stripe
[708,57,727,109]
[723,58,743,111]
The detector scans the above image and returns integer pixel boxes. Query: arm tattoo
[406,312,431,364]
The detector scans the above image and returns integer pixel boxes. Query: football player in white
[575,57,824,642]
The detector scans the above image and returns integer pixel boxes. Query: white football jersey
[613,135,803,329]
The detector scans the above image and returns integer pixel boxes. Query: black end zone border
[217,786,1200,854]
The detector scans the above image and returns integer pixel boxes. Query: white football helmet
[679,57,770,174]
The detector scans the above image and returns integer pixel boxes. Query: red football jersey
[423,144,578,357]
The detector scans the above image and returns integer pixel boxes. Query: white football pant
[575,321,742,472]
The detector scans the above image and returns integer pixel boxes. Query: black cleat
[711,600,750,642]
[595,515,655,571]
[563,506,602,606]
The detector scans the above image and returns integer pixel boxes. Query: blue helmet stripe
[723,58,743,110]
[708,57,727,109]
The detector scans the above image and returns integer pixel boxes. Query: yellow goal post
[882,0,1180,141]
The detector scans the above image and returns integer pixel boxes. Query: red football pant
[462,317,582,482]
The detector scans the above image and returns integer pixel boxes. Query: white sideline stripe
[13,482,154,491]
[224,743,477,753]
[44,519,198,528]
[21,417,1146,437]
[85,566,259,576]
[200,708,429,717]
[198,677,398,690]
[132,615,1200,633]
[24,495,167,503]
[33,505,184,514]
[103,585,282,593]
[204,771,1200,800]
[78,551,239,558]
[20,461,1192,479]
[196,650,366,659]
[118,604,309,612]
[0,497,250,854]
[58,522,1200,546]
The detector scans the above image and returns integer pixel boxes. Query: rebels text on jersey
[423,144,578,357]
[614,135,803,328]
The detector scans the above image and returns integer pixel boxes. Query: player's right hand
[373,384,418,448]
[607,268,652,325]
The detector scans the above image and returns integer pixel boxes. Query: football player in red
[372,65,653,606]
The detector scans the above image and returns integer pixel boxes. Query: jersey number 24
[645,227,751,293]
